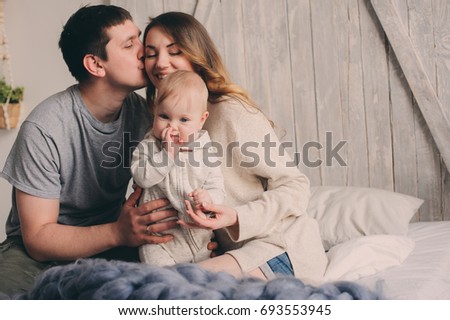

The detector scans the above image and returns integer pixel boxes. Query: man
[0,5,178,296]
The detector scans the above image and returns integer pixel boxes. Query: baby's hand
[160,127,179,158]
[189,188,212,210]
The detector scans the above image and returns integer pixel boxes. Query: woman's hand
[180,200,238,230]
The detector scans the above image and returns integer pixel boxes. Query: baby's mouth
[171,133,180,143]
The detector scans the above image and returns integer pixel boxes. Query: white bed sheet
[355,221,450,299]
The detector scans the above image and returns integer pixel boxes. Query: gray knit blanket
[17,259,381,300]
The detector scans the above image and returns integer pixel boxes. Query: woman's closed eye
[167,42,182,56]
[145,46,181,59]
[145,48,157,58]
[168,49,182,56]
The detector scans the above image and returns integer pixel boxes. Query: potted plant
[0,78,24,129]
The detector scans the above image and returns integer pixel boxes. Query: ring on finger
[146,225,158,236]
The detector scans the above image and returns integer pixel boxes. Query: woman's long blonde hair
[143,12,259,110]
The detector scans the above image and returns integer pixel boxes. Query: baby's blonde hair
[154,70,208,112]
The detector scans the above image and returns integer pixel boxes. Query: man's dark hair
[59,5,132,82]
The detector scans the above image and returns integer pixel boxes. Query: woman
[142,12,327,283]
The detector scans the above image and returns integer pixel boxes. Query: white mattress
[355,221,450,299]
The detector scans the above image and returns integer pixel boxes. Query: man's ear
[83,54,106,78]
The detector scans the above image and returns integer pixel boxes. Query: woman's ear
[83,54,106,78]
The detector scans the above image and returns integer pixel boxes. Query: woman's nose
[156,52,169,69]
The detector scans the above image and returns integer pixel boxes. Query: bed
[14,186,450,300]
[311,186,450,300]
[355,221,450,299]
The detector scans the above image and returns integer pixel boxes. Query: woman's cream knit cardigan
[203,97,327,284]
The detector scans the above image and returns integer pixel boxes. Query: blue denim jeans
[261,252,294,279]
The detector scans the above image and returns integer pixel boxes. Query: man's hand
[114,187,178,247]
[207,233,224,258]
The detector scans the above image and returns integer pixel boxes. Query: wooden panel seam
[370,0,450,173]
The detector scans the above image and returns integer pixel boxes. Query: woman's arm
[187,100,310,241]
[226,106,310,241]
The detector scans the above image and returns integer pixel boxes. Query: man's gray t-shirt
[1,85,152,236]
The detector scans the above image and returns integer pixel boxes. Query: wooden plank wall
[112,0,450,221]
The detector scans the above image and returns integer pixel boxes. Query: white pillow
[323,234,415,281]
[307,186,423,250]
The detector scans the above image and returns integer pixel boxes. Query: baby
[131,70,224,266]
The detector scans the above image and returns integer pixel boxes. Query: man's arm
[17,187,178,262]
